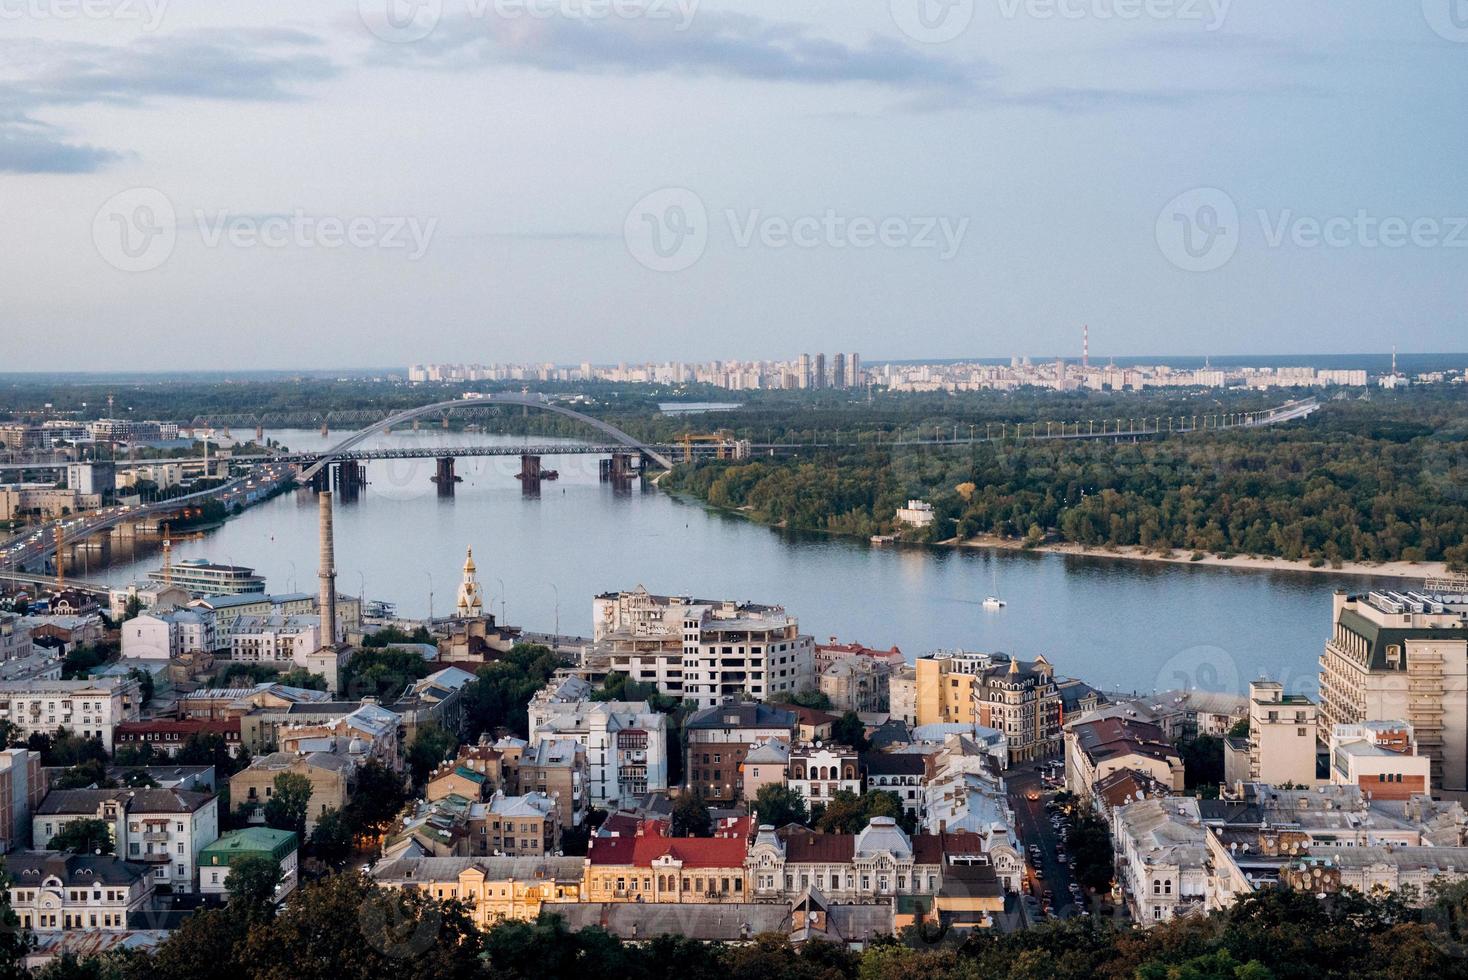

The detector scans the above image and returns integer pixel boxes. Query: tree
[0,869,32,980]
[753,783,809,828]
[341,648,434,701]
[671,791,712,838]
[407,722,458,786]
[263,772,313,837]
[1066,813,1115,893]
[113,743,157,767]
[49,818,113,855]
[786,689,834,710]
[0,720,19,749]
[815,790,910,835]
[128,667,155,706]
[122,595,144,622]
[832,712,869,751]
[276,667,328,691]
[119,769,160,788]
[31,728,108,768]
[224,853,283,922]
[175,732,247,778]
[344,761,409,838]
[308,807,354,866]
[1228,718,1250,739]
[55,758,115,789]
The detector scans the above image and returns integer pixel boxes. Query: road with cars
[1007,760,1088,924]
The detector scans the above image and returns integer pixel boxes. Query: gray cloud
[372,11,975,90]
[0,28,338,174]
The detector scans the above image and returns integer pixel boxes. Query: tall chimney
[318,490,337,647]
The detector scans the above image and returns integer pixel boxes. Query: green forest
[664,392,1468,569]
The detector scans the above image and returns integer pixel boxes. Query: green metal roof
[200,827,298,867]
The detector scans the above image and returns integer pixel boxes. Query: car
[1026,789,1040,801]
[1034,867,1044,879]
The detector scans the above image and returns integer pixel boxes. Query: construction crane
[677,430,736,463]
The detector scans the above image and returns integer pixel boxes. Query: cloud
[372,11,975,91]
[0,28,339,174]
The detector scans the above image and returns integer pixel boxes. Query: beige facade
[373,856,583,926]
[229,752,351,833]
[1318,590,1468,791]
[1225,680,1318,787]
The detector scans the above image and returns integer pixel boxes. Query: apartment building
[1224,680,1319,787]
[819,657,891,713]
[593,588,814,708]
[527,680,669,807]
[740,738,791,801]
[1064,716,1185,798]
[7,853,153,933]
[198,827,299,899]
[108,582,191,621]
[229,752,352,834]
[786,744,861,807]
[518,738,589,829]
[372,855,583,927]
[860,752,927,819]
[476,791,561,856]
[34,788,218,891]
[189,592,315,632]
[0,612,31,662]
[1318,590,1468,791]
[685,703,797,804]
[889,666,917,725]
[0,677,142,752]
[120,609,217,660]
[583,825,750,903]
[114,718,243,759]
[0,749,44,852]
[226,615,322,664]
[916,652,1062,763]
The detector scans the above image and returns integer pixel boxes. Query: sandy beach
[945,534,1453,581]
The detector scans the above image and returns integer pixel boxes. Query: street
[1006,760,1083,923]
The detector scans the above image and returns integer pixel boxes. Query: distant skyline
[2,2,1466,370]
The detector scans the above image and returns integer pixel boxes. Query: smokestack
[318,490,337,647]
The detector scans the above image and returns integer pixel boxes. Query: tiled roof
[780,831,855,864]
[37,787,213,815]
[861,752,926,776]
[587,833,748,868]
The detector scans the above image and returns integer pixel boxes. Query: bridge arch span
[297,395,673,482]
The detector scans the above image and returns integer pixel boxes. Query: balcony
[138,852,171,864]
[143,831,170,843]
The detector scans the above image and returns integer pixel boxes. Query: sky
[1,0,1465,371]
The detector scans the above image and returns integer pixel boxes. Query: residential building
[740,738,791,802]
[819,656,890,713]
[889,666,917,725]
[229,752,352,834]
[226,615,322,664]
[1328,721,1432,800]
[7,853,152,932]
[527,685,669,807]
[276,701,403,773]
[813,639,904,675]
[685,702,797,804]
[786,743,861,807]
[34,788,218,891]
[0,485,102,521]
[1318,589,1468,792]
[387,666,477,746]
[188,592,315,632]
[1064,716,1185,799]
[1224,680,1318,787]
[583,821,751,903]
[1281,846,1468,903]
[108,582,191,621]
[0,677,142,752]
[477,791,561,856]
[0,749,44,852]
[66,462,115,496]
[0,612,31,662]
[518,738,589,828]
[1114,797,1215,926]
[120,609,217,660]
[198,827,299,900]
[861,752,926,819]
[372,855,583,926]
[176,683,332,722]
[114,719,243,758]
[592,587,815,708]
[894,500,935,528]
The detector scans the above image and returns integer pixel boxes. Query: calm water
[99,429,1407,699]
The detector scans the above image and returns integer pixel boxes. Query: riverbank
[944,533,1451,581]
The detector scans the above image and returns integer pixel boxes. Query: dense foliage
[665,393,1468,568]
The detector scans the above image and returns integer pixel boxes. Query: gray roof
[37,788,213,816]
[6,852,149,886]
[373,855,584,883]
[687,703,797,731]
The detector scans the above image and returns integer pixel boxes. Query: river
[97,428,1406,700]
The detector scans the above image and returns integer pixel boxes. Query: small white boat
[983,596,1006,609]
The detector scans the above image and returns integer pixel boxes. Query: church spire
[456,545,484,619]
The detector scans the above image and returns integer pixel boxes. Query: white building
[198,827,299,901]
[786,744,861,807]
[7,853,152,933]
[527,683,668,807]
[894,500,935,529]
[0,678,142,752]
[120,609,217,661]
[593,587,815,709]
[0,613,31,663]
[34,788,218,892]
[109,582,192,621]
[1114,797,1212,926]
[189,593,316,634]
[1328,721,1432,798]
[227,615,322,664]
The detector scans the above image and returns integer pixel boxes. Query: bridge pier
[334,460,364,502]
[432,457,461,497]
[310,468,331,494]
[600,452,641,483]
[519,454,542,482]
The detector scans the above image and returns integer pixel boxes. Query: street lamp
[425,570,433,623]
[496,576,507,623]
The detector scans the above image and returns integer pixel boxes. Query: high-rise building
[848,353,861,387]
[798,353,811,389]
[813,354,826,389]
[1318,590,1468,791]
[831,353,846,390]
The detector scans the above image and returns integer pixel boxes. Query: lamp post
[425,570,433,623]
[496,576,507,623]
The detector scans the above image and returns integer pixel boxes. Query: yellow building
[914,653,981,726]
[372,856,583,927]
